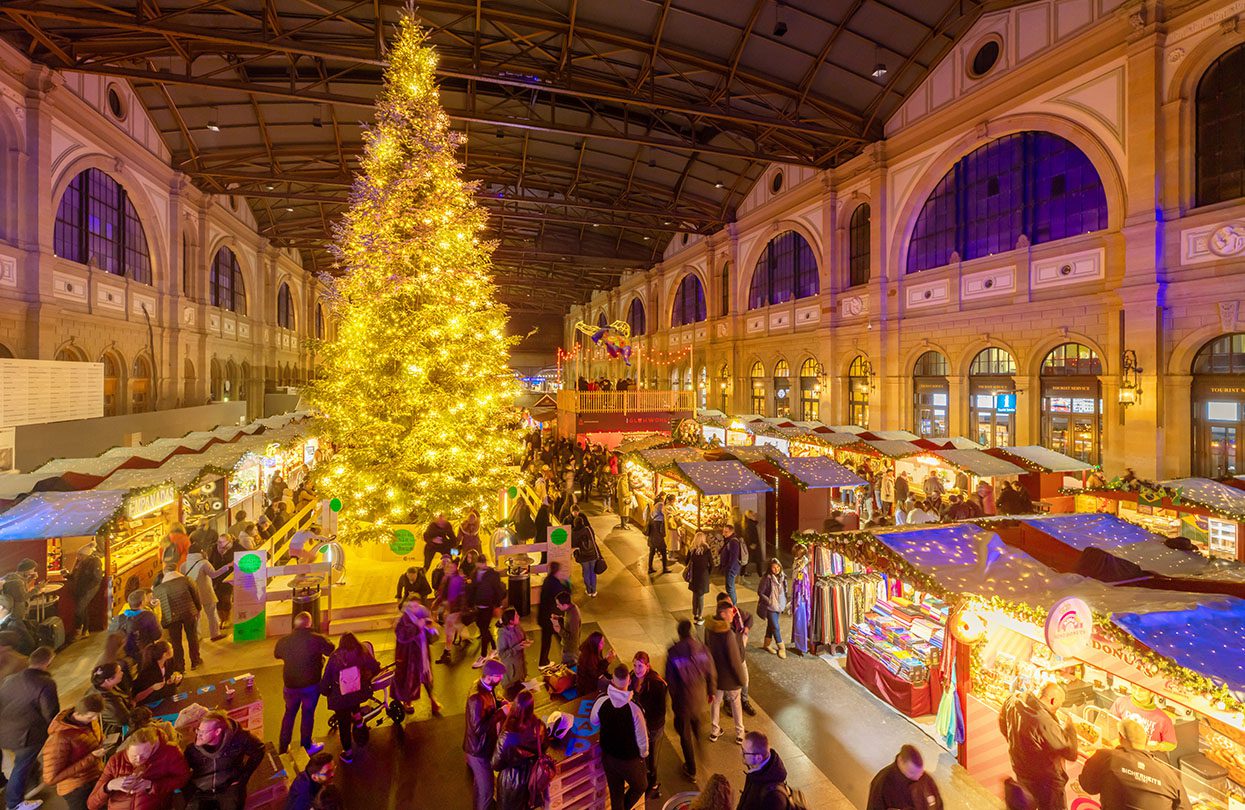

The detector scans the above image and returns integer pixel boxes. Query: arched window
[907,132,1108,273]
[277,283,295,330]
[748,230,818,309]
[848,204,871,287]
[131,354,152,413]
[671,274,706,327]
[720,262,731,316]
[697,366,708,410]
[773,359,791,418]
[597,312,608,329]
[211,247,247,314]
[750,361,766,415]
[1192,334,1245,478]
[315,304,325,340]
[101,351,123,417]
[670,366,682,392]
[1040,342,1102,464]
[626,298,646,337]
[1196,44,1245,207]
[0,344,13,359]
[799,358,821,422]
[848,356,871,428]
[912,351,949,438]
[54,169,152,284]
[718,363,731,412]
[54,345,88,362]
[969,348,1017,447]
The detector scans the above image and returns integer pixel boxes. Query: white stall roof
[933,449,1027,478]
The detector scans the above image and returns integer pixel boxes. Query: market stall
[668,460,773,541]
[621,446,706,528]
[803,522,1245,809]
[986,445,1094,508]
[771,454,868,541]
[892,449,1027,510]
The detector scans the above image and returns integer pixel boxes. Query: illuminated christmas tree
[308,18,519,543]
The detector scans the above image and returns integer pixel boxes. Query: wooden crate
[546,741,606,810]
[244,742,289,809]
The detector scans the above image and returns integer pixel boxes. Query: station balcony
[555,389,695,436]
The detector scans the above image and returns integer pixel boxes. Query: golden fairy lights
[306,18,520,543]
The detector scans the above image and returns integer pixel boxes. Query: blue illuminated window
[626,297,646,336]
[54,169,152,284]
[671,274,706,327]
[748,230,819,309]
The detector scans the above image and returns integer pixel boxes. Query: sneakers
[693,616,704,625]
[14,801,43,810]
[741,700,757,717]
[471,656,487,669]
[708,729,721,742]
[681,764,697,780]
[735,735,745,746]
[306,742,324,755]
[340,750,354,763]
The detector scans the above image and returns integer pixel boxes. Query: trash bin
[291,576,323,630]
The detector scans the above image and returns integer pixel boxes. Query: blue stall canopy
[0,490,127,541]
[1113,601,1245,694]
[776,456,868,489]
[1019,513,1245,583]
[675,461,772,496]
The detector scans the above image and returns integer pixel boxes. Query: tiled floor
[32,500,1002,809]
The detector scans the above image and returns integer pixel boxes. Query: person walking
[463,659,506,810]
[629,652,667,799]
[646,500,670,575]
[685,531,713,625]
[492,690,545,810]
[285,752,335,810]
[393,600,442,715]
[181,546,228,642]
[319,633,380,763]
[88,727,190,810]
[705,601,746,746]
[719,524,743,607]
[469,558,505,669]
[553,592,581,667]
[433,557,468,665]
[738,731,796,810]
[40,694,105,810]
[789,546,812,656]
[590,665,650,810]
[615,460,630,529]
[1079,717,1189,810]
[496,608,531,696]
[182,710,265,810]
[152,561,202,671]
[69,541,104,638]
[718,594,759,717]
[665,620,715,780]
[741,511,763,576]
[999,684,1079,810]
[206,536,239,627]
[866,745,944,810]
[757,559,789,659]
[274,611,334,755]
[536,562,570,669]
[0,645,60,810]
[570,512,602,598]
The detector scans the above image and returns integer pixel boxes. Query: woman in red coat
[88,727,190,810]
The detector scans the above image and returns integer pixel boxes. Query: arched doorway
[130,354,152,413]
[210,359,223,402]
[54,345,87,363]
[224,360,238,401]
[669,366,681,392]
[718,364,731,412]
[0,343,13,359]
[1192,333,1245,477]
[750,362,765,415]
[100,350,124,417]
[773,359,791,418]
[1040,342,1102,464]
[912,350,949,438]
[848,356,871,428]
[183,358,196,406]
[799,358,820,422]
[969,348,1017,447]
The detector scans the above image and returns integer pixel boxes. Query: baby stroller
[325,642,407,746]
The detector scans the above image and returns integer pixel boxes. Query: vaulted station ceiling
[0,0,998,316]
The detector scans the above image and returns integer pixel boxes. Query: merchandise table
[845,644,936,718]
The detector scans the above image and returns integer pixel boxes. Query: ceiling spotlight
[714,180,725,189]
[205,107,220,132]
[664,221,672,225]
[872,63,888,78]
[773,1,788,37]
[284,206,294,212]
[264,184,275,191]
[643,236,651,240]
[592,223,599,227]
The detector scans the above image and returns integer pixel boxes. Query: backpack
[738,539,750,569]
[774,784,810,810]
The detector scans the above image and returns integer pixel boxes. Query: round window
[106,86,125,120]
[969,40,1001,78]
[771,171,784,193]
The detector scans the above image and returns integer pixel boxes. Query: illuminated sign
[125,484,177,520]
[1045,596,1092,658]
[994,393,1016,413]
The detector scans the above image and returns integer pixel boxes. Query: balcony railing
[557,390,696,414]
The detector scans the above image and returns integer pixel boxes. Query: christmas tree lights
[307,17,519,543]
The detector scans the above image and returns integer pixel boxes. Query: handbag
[338,664,362,696]
[527,729,554,802]
[593,557,607,575]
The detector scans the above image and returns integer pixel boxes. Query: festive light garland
[305,19,520,543]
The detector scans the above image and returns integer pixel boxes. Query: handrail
[556,389,695,414]
[259,498,319,563]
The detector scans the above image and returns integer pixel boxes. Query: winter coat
[152,572,201,626]
[665,637,716,720]
[646,505,666,548]
[537,575,570,626]
[469,567,505,608]
[738,749,793,810]
[492,725,544,810]
[0,665,60,748]
[705,617,746,691]
[558,604,582,663]
[458,526,483,557]
[977,481,996,515]
[423,520,457,557]
[894,475,910,506]
[71,553,104,598]
[108,609,163,661]
[743,517,761,554]
[183,717,265,796]
[93,686,135,746]
[571,523,601,564]
[1079,746,1190,810]
[866,760,944,810]
[719,534,742,576]
[999,692,1078,783]
[0,613,35,654]
[41,709,103,795]
[180,553,224,609]
[590,684,649,761]
[275,627,335,689]
[629,671,668,731]
[394,570,432,603]
[686,547,713,596]
[393,613,437,702]
[88,742,191,810]
[497,623,529,690]
[165,532,191,568]
[463,679,503,758]
[285,769,323,810]
[757,571,788,614]
[320,646,381,713]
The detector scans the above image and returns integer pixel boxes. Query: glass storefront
[773,359,791,418]
[1192,334,1245,477]
[848,356,871,428]
[1040,343,1102,465]
[912,351,949,438]
[750,361,765,415]
[969,348,1017,448]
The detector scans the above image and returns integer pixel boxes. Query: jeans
[691,591,705,620]
[74,584,100,633]
[466,753,495,810]
[580,560,597,594]
[763,610,783,645]
[725,572,738,607]
[167,618,202,671]
[602,753,647,810]
[475,608,495,656]
[279,684,321,752]
[711,689,744,740]
[334,708,359,754]
[674,712,704,776]
[643,725,661,787]
[6,745,39,810]
[64,782,92,810]
[647,543,668,572]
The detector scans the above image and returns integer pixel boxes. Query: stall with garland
[985,445,1094,507]
[892,449,1027,507]
[800,523,1245,809]
[667,460,773,540]
[770,455,868,540]
[1073,478,1245,562]
[620,446,707,528]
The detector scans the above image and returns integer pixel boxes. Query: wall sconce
[1119,349,1141,407]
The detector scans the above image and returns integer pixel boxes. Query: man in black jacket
[666,620,716,780]
[153,561,203,671]
[0,646,59,810]
[591,665,650,810]
[70,540,104,637]
[629,651,668,798]
[536,562,570,669]
[463,659,506,810]
[469,558,505,669]
[739,731,796,810]
[274,611,334,755]
[866,745,944,810]
[1000,684,1078,810]
[184,711,265,810]
[705,601,746,745]
[1080,718,1190,810]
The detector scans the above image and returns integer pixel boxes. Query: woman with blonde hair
[458,509,483,558]
[689,773,734,810]
[685,531,714,625]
